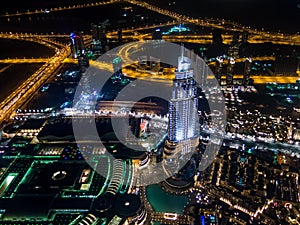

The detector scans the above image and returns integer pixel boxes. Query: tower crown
[177,45,192,72]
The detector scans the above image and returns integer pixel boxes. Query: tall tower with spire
[166,45,198,150]
[163,45,199,177]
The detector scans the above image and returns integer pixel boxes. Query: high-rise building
[229,45,240,59]
[226,57,235,85]
[138,55,148,70]
[232,33,240,45]
[149,56,160,72]
[78,54,89,73]
[117,29,123,43]
[212,29,223,45]
[228,33,240,59]
[243,57,252,86]
[90,21,108,56]
[112,56,122,76]
[152,28,162,40]
[199,46,207,60]
[90,23,102,55]
[242,31,249,44]
[111,56,124,84]
[70,31,85,59]
[167,46,198,143]
[215,56,223,84]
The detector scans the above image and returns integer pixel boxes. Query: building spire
[180,43,184,62]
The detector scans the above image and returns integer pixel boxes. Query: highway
[107,20,300,45]
[106,42,299,84]
[2,30,298,47]
[0,0,298,124]
[123,68,300,85]
[0,42,289,86]
[0,58,50,63]
[108,31,300,45]
[0,57,79,64]
[0,45,71,124]
[1,17,299,46]
[122,0,300,44]
[0,0,299,46]
[0,36,297,87]
[0,32,74,125]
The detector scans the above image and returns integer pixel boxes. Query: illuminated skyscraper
[243,57,252,86]
[242,31,249,44]
[117,29,123,43]
[226,57,235,85]
[90,23,102,55]
[168,46,198,143]
[70,31,85,59]
[90,21,108,55]
[215,56,223,84]
[152,28,162,40]
[78,54,89,73]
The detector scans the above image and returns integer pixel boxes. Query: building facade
[168,46,198,143]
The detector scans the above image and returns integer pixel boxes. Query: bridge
[122,0,300,44]
[0,0,299,46]
[0,0,120,18]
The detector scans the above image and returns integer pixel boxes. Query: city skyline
[0,0,299,224]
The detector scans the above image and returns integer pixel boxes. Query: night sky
[1,0,299,33]
[150,0,300,33]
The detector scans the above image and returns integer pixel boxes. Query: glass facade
[168,47,198,142]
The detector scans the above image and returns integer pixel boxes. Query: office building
[226,57,235,85]
[70,31,85,59]
[215,56,223,84]
[90,21,108,55]
[242,31,249,43]
[78,54,89,73]
[243,57,252,86]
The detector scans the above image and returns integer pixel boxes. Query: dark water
[0,39,55,102]
[0,3,170,34]
[0,63,44,102]
[0,39,54,59]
